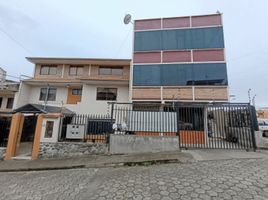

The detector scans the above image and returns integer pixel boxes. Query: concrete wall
[38,142,108,158]
[109,135,179,154]
[255,131,268,149]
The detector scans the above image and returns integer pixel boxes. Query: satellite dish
[124,14,132,25]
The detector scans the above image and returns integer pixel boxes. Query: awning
[14,104,75,116]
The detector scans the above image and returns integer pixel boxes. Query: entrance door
[15,116,37,158]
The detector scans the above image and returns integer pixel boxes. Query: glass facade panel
[133,63,228,86]
[134,27,224,51]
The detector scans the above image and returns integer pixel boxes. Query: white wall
[15,83,129,115]
[14,82,31,108]
[78,84,129,114]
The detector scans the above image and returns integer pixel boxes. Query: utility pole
[252,94,257,107]
[43,84,49,111]
[248,88,252,105]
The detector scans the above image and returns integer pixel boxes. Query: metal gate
[176,102,257,150]
[110,102,257,150]
[0,117,11,147]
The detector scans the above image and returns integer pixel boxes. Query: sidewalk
[0,151,193,172]
[0,149,267,172]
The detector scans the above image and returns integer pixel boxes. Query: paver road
[0,158,267,200]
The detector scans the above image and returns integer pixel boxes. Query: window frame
[39,88,57,101]
[6,98,14,109]
[69,65,84,76]
[40,65,57,75]
[72,88,82,95]
[44,121,54,138]
[96,88,117,101]
[98,67,123,76]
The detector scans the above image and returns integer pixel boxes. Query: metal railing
[110,102,257,150]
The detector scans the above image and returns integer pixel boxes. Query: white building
[14,57,131,115]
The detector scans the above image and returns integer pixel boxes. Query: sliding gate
[110,102,257,150]
[177,103,257,150]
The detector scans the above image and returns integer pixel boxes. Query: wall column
[31,114,43,160]
[5,113,24,160]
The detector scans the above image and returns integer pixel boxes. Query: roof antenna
[123,14,133,25]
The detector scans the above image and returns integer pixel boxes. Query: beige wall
[132,86,229,102]
[33,64,130,81]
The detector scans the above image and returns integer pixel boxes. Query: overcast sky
[0,0,267,107]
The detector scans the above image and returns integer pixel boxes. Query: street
[0,158,267,200]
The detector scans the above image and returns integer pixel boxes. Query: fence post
[108,102,115,143]
[249,105,257,151]
[176,104,180,147]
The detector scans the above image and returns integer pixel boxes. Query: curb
[0,159,183,172]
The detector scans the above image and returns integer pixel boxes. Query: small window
[96,88,117,101]
[6,98,14,109]
[40,65,57,75]
[69,66,84,76]
[44,121,54,138]
[72,89,82,95]
[99,67,123,75]
[39,88,57,101]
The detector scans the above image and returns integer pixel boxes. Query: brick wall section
[132,87,161,100]
[191,14,222,27]
[162,87,193,100]
[194,87,228,101]
[162,51,192,63]
[134,19,161,31]
[163,17,190,29]
[132,87,228,101]
[193,49,225,62]
[133,52,161,63]
[134,14,222,31]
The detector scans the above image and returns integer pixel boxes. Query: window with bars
[96,88,117,101]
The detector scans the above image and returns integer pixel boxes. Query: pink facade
[162,51,191,63]
[133,52,161,63]
[193,49,225,62]
[163,17,190,29]
[134,19,161,31]
[192,14,222,27]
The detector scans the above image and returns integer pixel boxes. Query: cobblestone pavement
[0,158,267,200]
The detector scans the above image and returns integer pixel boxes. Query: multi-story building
[0,67,19,114]
[131,13,228,103]
[0,67,19,147]
[14,58,131,114]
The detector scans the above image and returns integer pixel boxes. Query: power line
[0,26,33,55]
[114,27,132,58]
